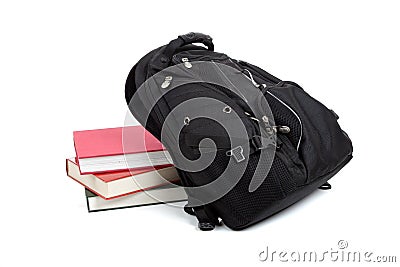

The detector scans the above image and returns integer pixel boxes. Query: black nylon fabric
[124,33,353,230]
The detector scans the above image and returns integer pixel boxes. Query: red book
[74,126,171,174]
[66,158,179,200]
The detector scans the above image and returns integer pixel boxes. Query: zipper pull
[261,116,291,134]
[276,125,291,134]
[161,76,173,89]
[182,57,192,68]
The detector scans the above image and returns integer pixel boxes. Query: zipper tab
[277,125,291,134]
[161,76,173,89]
[261,116,290,134]
[182,57,192,68]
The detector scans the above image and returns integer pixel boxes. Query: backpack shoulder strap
[184,204,221,231]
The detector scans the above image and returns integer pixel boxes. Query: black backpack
[125,32,353,230]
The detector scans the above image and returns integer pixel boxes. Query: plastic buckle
[198,222,215,231]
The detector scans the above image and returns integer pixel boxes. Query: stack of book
[66,126,187,212]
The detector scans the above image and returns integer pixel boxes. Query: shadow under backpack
[125,33,353,231]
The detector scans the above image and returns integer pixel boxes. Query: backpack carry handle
[177,32,214,51]
[160,32,214,65]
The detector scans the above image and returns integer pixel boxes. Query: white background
[1,1,399,266]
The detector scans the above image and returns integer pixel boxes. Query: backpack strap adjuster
[198,222,215,231]
[184,203,221,231]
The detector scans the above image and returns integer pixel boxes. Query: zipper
[242,68,304,151]
[172,53,228,64]
[237,60,281,85]
[265,90,303,151]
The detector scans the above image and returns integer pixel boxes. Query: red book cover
[73,126,171,174]
[73,126,165,159]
